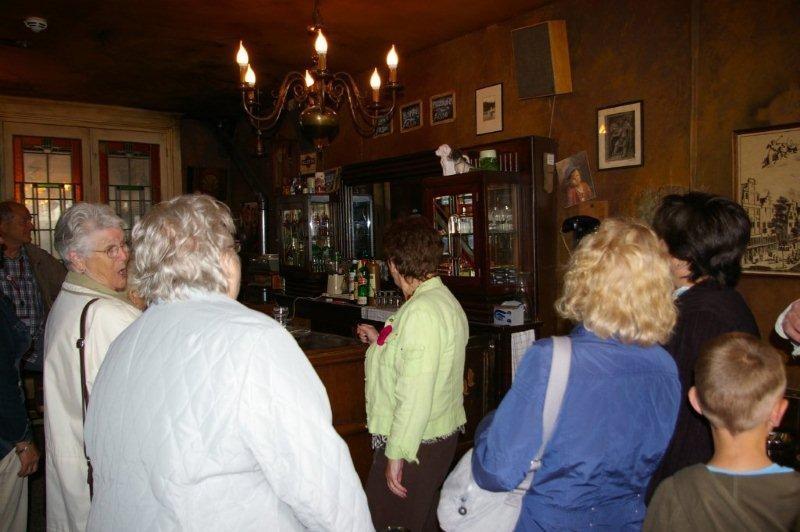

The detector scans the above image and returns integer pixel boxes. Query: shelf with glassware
[423,171,532,318]
[277,194,337,275]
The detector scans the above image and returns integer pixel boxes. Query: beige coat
[43,279,140,532]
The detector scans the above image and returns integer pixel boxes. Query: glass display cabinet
[277,194,335,273]
[423,171,531,298]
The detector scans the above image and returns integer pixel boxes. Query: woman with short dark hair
[647,192,759,500]
[356,215,469,531]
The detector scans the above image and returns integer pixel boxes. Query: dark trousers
[366,433,458,532]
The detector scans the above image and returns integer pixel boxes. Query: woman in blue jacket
[473,219,681,531]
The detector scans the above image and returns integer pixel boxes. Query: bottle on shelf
[348,260,358,296]
[357,260,369,305]
[367,260,380,304]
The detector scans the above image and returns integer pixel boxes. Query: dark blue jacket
[473,326,680,531]
[0,293,32,458]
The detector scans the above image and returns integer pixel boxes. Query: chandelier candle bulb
[244,65,256,87]
[386,45,398,83]
[370,69,381,102]
[314,30,328,70]
[236,41,249,82]
[305,69,314,88]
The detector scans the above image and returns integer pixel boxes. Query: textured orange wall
[692,1,800,354]
[255,0,799,374]
[326,0,693,216]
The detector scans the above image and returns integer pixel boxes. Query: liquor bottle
[357,260,369,305]
[348,260,358,297]
[367,260,380,304]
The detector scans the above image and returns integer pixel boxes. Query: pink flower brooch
[377,325,393,346]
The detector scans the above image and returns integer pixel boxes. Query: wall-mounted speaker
[512,20,572,99]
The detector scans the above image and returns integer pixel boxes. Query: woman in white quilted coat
[44,204,141,531]
[84,194,373,531]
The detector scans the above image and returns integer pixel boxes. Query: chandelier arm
[331,76,380,137]
[331,73,381,123]
[240,71,307,127]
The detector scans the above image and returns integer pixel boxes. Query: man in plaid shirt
[0,201,66,371]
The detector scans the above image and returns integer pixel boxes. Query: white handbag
[437,336,572,532]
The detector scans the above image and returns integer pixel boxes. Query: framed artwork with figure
[734,122,800,276]
[597,100,643,170]
[556,151,596,208]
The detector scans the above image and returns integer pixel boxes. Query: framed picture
[476,83,503,135]
[373,114,393,138]
[187,167,228,202]
[555,151,596,208]
[299,151,317,175]
[400,100,423,132]
[734,122,800,276]
[597,100,643,170]
[430,91,456,125]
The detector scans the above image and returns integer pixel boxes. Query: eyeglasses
[93,242,130,259]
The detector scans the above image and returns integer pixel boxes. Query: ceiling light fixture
[23,16,48,33]
[235,0,402,154]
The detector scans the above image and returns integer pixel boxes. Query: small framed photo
[373,114,393,138]
[430,91,456,126]
[476,83,503,135]
[597,100,643,170]
[400,100,423,132]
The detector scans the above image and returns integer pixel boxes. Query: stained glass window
[12,136,83,256]
[99,141,161,236]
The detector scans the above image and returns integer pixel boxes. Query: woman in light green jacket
[357,215,469,531]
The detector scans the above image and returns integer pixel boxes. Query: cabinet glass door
[309,201,332,272]
[281,208,305,267]
[486,184,520,285]
[432,192,476,277]
[351,195,373,259]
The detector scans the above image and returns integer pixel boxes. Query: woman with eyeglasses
[43,203,141,532]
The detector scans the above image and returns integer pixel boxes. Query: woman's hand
[385,458,407,498]
[15,441,39,477]
[356,324,378,345]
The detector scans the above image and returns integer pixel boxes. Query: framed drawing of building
[734,122,800,276]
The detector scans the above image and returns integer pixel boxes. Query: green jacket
[365,276,468,463]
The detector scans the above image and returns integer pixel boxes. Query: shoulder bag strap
[516,336,572,490]
[76,297,99,499]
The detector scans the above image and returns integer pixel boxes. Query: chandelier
[235,0,402,154]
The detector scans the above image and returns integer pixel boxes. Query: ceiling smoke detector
[23,17,48,33]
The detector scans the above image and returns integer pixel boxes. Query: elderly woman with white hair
[84,194,372,531]
[43,203,141,532]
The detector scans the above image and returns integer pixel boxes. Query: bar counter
[246,296,543,479]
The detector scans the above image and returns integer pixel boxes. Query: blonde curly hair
[555,218,676,345]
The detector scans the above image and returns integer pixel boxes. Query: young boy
[645,332,800,531]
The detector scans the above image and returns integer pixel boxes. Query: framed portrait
[597,100,643,170]
[476,83,503,135]
[400,100,423,132]
[555,151,596,208]
[373,114,393,138]
[734,122,800,276]
[430,91,456,125]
